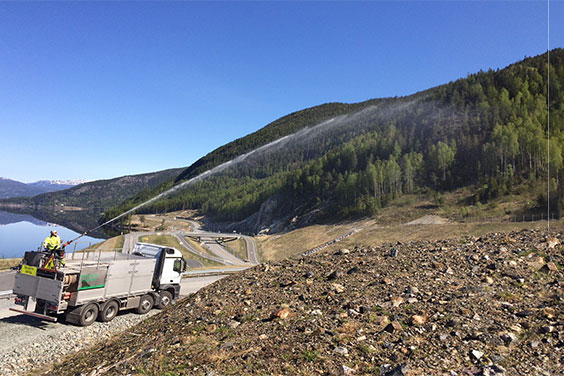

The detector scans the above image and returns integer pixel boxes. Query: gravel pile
[42,229,564,375]
[0,310,158,376]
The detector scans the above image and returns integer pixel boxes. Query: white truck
[11,243,187,326]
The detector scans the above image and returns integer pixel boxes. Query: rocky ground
[43,228,563,375]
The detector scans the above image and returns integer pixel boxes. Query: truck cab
[132,243,187,301]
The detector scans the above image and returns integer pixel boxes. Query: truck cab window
[173,259,182,273]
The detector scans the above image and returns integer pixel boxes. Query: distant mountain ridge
[0,177,87,199]
[0,168,184,210]
[29,179,90,187]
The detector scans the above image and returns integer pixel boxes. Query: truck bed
[13,251,157,308]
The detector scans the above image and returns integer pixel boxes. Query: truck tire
[136,294,154,314]
[98,300,119,322]
[79,304,99,326]
[156,291,173,309]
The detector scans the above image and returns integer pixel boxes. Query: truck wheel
[98,300,119,322]
[157,291,173,309]
[79,304,99,326]
[136,294,154,314]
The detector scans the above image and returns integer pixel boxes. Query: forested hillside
[104,49,564,231]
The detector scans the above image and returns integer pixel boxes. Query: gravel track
[0,274,224,376]
[0,300,159,376]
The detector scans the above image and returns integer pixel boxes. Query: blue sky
[1,1,562,183]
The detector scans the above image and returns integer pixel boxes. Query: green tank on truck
[10,244,187,326]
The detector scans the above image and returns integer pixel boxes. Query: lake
[0,211,103,259]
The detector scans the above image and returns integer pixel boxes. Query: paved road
[180,219,260,265]
[123,232,134,254]
[119,219,260,266]
[182,220,243,264]
[242,235,259,264]
[180,275,225,295]
[184,259,204,268]
[184,267,251,276]
[174,232,224,265]
[201,238,247,266]
[0,271,15,297]
[183,230,259,265]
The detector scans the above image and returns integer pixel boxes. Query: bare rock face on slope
[205,193,292,234]
[48,229,563,375]
[205,192,320,234]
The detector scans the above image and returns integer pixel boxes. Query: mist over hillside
[103,49,563,234]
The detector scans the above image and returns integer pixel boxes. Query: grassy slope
[183,237,216,257]
[128,213,194,233]
[258,187,559,261]
[64,186,555,265]
[95,188,556,264]
[88,236,125,252]
[105,49,564,230]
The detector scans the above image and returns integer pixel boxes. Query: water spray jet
[67,97,425,244]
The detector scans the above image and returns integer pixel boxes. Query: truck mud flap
[9,308,57,322]
[65,305,83,325]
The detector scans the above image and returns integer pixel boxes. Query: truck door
[160,249,183,285]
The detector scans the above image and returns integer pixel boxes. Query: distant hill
[0,177,84,198]
[0,168,184,210]
[104,49,564,234]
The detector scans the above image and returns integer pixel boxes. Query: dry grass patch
[129,210,197,232]
[88,235,124,252]
[222,238,247,261]
[139,234,189,251]
[0,258,21,270]
[183,237,215,257]
[258,214,561,262]
[339,220,561,250]
[259,224,356,260]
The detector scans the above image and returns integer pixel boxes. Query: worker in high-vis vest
[43,230,65,266]
[43,230,61,250]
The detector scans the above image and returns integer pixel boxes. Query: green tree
[428,141,456,182]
